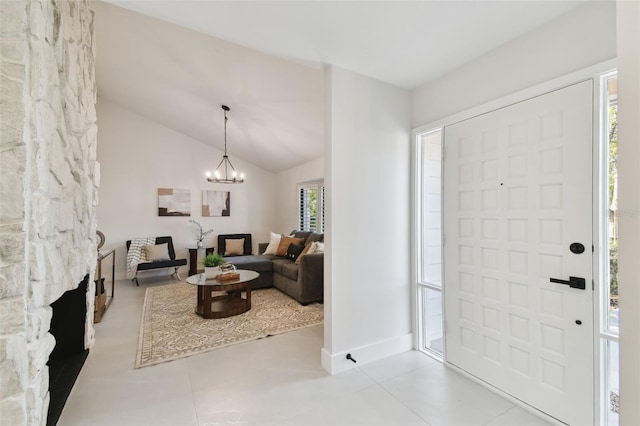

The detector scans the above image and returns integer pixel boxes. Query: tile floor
[58,276,552,426]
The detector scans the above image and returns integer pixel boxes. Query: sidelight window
[600,71,619,426]
[415,128,443,358]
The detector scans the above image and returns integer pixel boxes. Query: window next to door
[415,128,443,358]
[600,70,619,426]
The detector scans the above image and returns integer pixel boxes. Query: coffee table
[186,270,259,319]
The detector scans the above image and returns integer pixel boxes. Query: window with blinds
[298,181,324,232]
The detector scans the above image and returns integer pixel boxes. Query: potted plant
[202,253,224,278]
[189,219,213,248]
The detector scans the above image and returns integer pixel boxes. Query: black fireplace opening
[47,275,90,426]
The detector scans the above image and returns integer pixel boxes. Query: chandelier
[206,105,244,184]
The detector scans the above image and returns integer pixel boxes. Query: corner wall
[412,1,616,127]
[96,99,277,279]
[0,0,98,424]
[617,1,640,423]
[323,66,412,374]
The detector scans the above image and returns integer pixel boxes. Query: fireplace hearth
[46,275,90,426]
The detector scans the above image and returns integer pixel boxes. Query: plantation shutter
[298,181,324,232]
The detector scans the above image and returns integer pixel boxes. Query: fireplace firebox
[46,275,90,426]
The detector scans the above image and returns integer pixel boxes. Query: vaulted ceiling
[94,0,589,172]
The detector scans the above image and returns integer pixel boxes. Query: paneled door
[443,81,593,425]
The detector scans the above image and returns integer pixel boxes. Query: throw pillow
[295,242,314,265]
[224,238,245,256]
[309,241,324,254]
[144,243,170,261]
[285,243,305,262]
[263,232,282,255]
[275,236,305,257]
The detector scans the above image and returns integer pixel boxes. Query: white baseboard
[321,332,413,375]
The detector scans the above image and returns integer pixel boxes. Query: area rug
[135,284,323,368]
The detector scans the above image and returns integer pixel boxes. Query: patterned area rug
[135,284,323,368]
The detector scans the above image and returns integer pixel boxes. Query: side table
[95,249,115,322]
[188,247,215,276]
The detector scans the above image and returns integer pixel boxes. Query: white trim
[412,129,422,352]
[413,59,616,133]
[412,128,446,356]
[595,69,619,426]
[320,333,413,375]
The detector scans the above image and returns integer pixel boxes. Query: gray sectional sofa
[217,231,324,305]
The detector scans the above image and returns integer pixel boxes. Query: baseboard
[321,332,413,375]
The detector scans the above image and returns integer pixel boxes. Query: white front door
[443,81,594,425]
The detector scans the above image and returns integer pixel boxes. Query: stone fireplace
[0,0,98,425]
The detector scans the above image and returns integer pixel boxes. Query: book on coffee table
[216,272,240,282]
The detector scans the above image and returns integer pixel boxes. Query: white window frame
[413,128,444,360]
[598,70,619,426]
[298,180,324,232]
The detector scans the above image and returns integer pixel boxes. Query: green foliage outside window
[609,105,618,299]
[308,189,318,231]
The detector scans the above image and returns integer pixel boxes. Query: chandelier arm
[215,156,225,170]
[225,157,237,171]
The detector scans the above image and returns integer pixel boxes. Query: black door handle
[550,276,586,290]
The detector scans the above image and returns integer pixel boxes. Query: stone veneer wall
[0,0,98,424]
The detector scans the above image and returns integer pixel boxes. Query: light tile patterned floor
[59,276,552,426]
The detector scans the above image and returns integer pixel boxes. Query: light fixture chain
[224,109,228,155]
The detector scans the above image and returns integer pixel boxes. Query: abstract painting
[158,188,190,216]
[202,190,230,217]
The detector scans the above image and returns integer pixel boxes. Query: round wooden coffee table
[186,270,259,319]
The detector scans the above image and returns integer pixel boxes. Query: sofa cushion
[275,236,304,256]
[290,230,312,241]
[310,241,324,253]
[305,232,324,246]
[224,238,245,256]
[295,242,313,265]
[263,232,281,255]
[285,243,305,262]
[227,255,273,272]
[272,258,298,281]
[218,233,252,256]
[144,243,170,261]
[272,258,291,274]
[136,258,186,271]
[280,263,299,281]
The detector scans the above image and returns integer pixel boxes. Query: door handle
[549,276,586,290]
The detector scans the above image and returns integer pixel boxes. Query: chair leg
[172,267,182,281]
[132,276,139,286]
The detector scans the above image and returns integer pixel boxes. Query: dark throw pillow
[285,243,305,262]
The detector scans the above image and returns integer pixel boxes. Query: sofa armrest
[258,242,269,255]
[298,252,324,303]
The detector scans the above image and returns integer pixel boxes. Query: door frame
[411,59,616,425]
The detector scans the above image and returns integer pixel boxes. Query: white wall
[617,1,640,423]
[96,99,277,279]
[323,66,412,373]
[275,156,324,233]
[412,1,616,127]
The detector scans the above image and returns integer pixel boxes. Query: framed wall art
[202,190,230,217]
[158,188,190,216]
